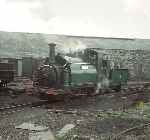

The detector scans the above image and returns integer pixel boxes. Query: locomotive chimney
[48,43,56,64]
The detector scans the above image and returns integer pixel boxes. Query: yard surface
[1,89,150,140]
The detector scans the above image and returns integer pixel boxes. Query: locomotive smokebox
[48,43,56,64]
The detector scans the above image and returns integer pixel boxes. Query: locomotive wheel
[112,85,121,92]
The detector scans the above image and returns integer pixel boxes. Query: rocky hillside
[0,31,150,58]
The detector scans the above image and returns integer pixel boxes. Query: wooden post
[96,53,109,93]
[17,59,22,77]
[97,53,103,89]
[137,50,143,81]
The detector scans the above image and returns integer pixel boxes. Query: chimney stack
[48,43,56,64]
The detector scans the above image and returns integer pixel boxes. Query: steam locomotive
[33,43,129,97]
[33,54,97,94]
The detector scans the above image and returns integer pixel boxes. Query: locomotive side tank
[63,57,97,90]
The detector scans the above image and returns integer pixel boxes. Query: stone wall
[101,49,150,81]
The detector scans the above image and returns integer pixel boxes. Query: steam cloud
[1,0,150,38]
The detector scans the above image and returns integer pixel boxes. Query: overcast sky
[0,0,150,38]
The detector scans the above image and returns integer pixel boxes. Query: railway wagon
[0,63,15,87]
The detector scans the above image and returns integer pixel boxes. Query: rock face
[0,31,150,58]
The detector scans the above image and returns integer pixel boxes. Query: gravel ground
[0,107,147,140]
[0,92,150,140]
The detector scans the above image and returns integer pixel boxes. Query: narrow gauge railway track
[0,100,49,116]
[1,82,150,117]
[112,122,150,140]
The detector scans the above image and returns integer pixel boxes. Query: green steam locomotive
[33,43,128,95]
